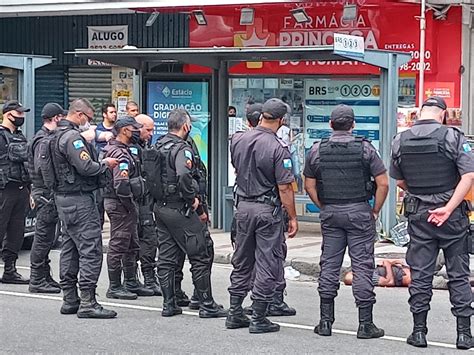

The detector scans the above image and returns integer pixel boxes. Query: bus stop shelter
[71,45,411,236]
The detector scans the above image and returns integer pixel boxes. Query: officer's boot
[60,287,80,315]
[226,295,251,329]
[29,266,61,294]
[106,268,137,300]
[44,259,61,289]
[142,267,162,296]
[188,288,201,310]
[158,271,182,317]
[175,280,190,307]
[249,301,280,334]
[406,311,428,348]
[77,288,117,319]
[314,298,335,336]
[268,290,296,316]
[243,302,254,315]
[356,305,385,339]
[1,258,29,284]
[194,274,228,318]
[456,316,472,350]
[123,264,154,297]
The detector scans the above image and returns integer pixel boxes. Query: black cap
[246,103,263,127]
[2,100,30,114]
[41,102,67,119]
[115,116,143,130]
[422,96,447,110]
[262,98,287,120]
[330,104,355,123]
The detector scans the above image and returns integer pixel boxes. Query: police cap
[262,98,287,120]
[246,103,263,127]
[2,100,30,114]
[330,104,354,125]
[422,96,447,110]
[115,116,143,130]
[41,103,67,119]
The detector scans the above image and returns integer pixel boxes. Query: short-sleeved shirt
[390,119,474,203]
[95,122,114,152]
[303,131,386,179]
[230,125,294,198]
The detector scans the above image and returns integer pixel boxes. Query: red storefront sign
[185,1,462,106]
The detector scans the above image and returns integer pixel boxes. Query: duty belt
[239,195,280,207]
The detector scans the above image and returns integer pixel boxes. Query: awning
[70,45,411,70]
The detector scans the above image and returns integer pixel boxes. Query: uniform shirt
[29,125,52,195]
[230,125,294,198]
[390,119,474,204]
[95,122,114,152]
[303,131,386,179]
[0,125,29,184]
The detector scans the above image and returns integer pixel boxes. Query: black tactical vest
[27,127,49,193]
[399,125,459,194]
[316,136,374,204]
[0,126,29,188]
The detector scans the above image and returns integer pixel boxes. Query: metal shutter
[67,66,112,122]
[34,65,66,132]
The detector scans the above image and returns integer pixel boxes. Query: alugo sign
[87,25,128,66]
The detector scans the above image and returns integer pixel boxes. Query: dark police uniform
[27,125,60,292]
[390,111,473,348]
[52,119,116,318]
[153,132,225,318]
[229,125,293,309]
[0,123,30,283]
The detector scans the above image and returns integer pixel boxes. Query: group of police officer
[0,94,472,348]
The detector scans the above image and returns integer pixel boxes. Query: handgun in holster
[403,195,420,217]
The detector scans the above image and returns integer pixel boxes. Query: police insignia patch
[185,159,193,169]
[120,170,129,177]
[184,150,193,160]
[73,139,85,149]
[283,158,292,170]
[80,151,90,160]
[129,147,138,155]
[119,162,129,170]
[463,143,472,152]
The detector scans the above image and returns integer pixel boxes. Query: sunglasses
[80,111,94,121]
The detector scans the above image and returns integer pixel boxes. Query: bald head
[135,114,154,142]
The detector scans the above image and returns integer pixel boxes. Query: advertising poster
[147,81,209,167]
[304,78,381,150]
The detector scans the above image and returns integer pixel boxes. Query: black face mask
[9,114,25,127]
[130,130,141,144]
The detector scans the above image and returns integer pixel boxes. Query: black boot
[268,290,296,316]
[189,288,201,310]
[123,265,154,297]
[456,316,472,350]
[44,260,61,289]
[60,287,80,315]
[175,281,190,307]
[1,259,29,284]
[142,268,162,296]
[357,305,385,339]
[249,301,280,334]
[194,274,228,318]
[158,271,182,317]
[77,288,117,319]
[29,266,61,294]
[243,303,254,316]
[407,311,428,348]
[314,298,334,336]
[106,268,137,300]
[226,295,250,329]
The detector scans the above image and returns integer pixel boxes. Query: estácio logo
[162,86,171,98]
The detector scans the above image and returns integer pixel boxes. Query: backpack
[37,129,68,191]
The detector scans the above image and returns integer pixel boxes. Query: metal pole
[418,0,426,107]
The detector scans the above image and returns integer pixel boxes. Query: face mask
[9,114,25,127]
[130,130,140,144]
[183,124,191,141]
[79,121,91,131]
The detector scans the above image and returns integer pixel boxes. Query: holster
[469,224,474,255]
[138,205,155,227]
[403,195,420,217]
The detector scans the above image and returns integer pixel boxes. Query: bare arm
[396,179,408,191]
[377,261,395,287]
[304,177,321,209]
[373,172,389,218]
[278,183,298,238]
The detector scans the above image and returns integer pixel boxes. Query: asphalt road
[0,250,471,354]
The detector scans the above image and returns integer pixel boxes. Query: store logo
[162,86,171,98]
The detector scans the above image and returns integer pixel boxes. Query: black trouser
[0,183,29,262]
[318,202,376,308]
[407,202,472,317]
[30,194,58,271]
[96,188,105,230]
[105,198,140,271]
[56,192,103,291]
[154,204,210,284]
[138,204,158,271]
[228,201,284,302]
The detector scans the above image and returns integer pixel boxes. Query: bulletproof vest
[399,125,459,194]
[27,127,50,192]
[0,126,30,188]
[52,125,100,193]
[316,136,374,204]
[187,136,207,197]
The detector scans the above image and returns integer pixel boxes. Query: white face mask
[79,121,91,131]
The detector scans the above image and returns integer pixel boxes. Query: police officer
[390,96,473,350]
[0,100,30,284]
[226,98,298,334]
[152,108,226,318]
[27,102,67,293]
[304,104,388,339]
[52,98,118,318]
[134,114,161,295]
[103,116,153,299]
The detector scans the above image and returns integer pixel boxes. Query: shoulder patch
[119,162,129,170]
[79,151,90,161]
[73,139,85,149]
[129,147,138,155]
[283,158,293,170]
[463,143,472,152]
[184,150,193,160]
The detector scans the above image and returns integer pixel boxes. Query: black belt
[239,195,279,206]
[55,191,94,197]
[156,200,186,209]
